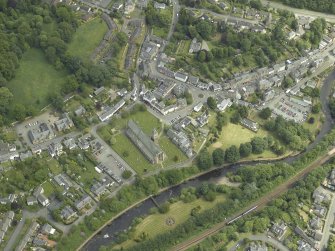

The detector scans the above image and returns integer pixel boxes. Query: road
[229,234,289,251]
[320,191,335,250]
[171,149,335,251]
[167,0,180,42]
[260,0,335,23]
[185,7,259,24]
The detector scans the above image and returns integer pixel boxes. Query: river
[82,69,335,250]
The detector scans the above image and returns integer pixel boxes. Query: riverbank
[76,151,294,250]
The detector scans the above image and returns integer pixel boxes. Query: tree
[198,51,206,62]
[212,148,225,166]
[197,149,213,170]
[230,112,241,124]
[0,87,13,112]
[251,137,267,154]
[207,97,217,110]
[282,76,294,88]
[122,170,132,179]
[225,145,240,163]
[311,103,321,113]
[239,143,252,157]
[259,107,272,119]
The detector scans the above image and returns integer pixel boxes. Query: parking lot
[269,95,310,123]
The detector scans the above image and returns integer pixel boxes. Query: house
[61,206,77,221]
[270,222,287,240]
[154,1,166,9]
[173,84,186,97]
[126,120,165,164]
[263,89,275,101]
[78,134,91,150]
[196,112,209,127]
[27,196,38,206]
[297,240,314,251]
[153,80,176,99]
[74,195,92,211]
[241,118,259,132]
[295,227,317,249]
[313,204,327,218]
[258,79,272,90]
[124,0,135,14]
[217,98,232,112]
[188,75,199,86]
[54,113,74,131]
[33,236,48,247]
[314,231,323,241]
[93,86,106,96]
[16,222,40,251]
[189,38,202,53]
[288,31,296,40]
[309,217,321,230]
[91,182,106,196]
[63,138,77,150]
[41,223,56,235]
[74,105,86,116]
[117,88,128,97]
[193,102,203,112]
[98,99,126,122]
[137,0,148,8]
[48,142,63,157]
[112,2,123,10]
[54,173,73,190]
[37,194,49,207]
[167,129,193,158]
[19,151,33,161]
[140,41,159,61]
[313,187,331,204]
[175,72,188,83]
[28,123,55,145]
[90,139,104,153]
[248,243,268,251]
[211,83,222,92]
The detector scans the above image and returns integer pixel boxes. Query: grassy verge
[8,48,67,108]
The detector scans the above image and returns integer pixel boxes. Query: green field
[159,135,187,165]
[8,49,67,108]
[114,195,226,249]
[67,17,108,60]
[42,181,55,197]
[211,123,269,150]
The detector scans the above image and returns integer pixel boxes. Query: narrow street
[320,192,335,250]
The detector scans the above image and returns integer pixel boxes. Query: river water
[83,69,335,250]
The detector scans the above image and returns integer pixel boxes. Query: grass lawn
[47,159,63,175]
[303,112,322,136]
[211,123,269,150]
[159,135,187,165]
[42,181,55,197]
[67,17,108,61]
[112,110,162,134]
[8,48,67,108]
[114,195,226,249]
